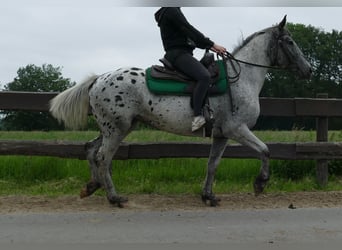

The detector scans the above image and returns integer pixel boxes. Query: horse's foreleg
[202,137,228,206]
[80,135,103,199]
[233,125,270,195]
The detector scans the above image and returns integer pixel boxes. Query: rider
[154,7,227,132]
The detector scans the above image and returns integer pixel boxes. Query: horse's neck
[234,32,272,94]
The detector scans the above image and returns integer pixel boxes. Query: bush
[270,160,316,180]
[328,160,342,176]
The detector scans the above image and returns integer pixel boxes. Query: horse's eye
[287,40,294,45]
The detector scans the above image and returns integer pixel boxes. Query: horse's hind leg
[80,135,103,198]
[202,137,228,206]
[96,131,128,207]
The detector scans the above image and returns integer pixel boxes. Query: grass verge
[0,130,342,196]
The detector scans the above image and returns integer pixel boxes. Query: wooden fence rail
[1,91,342,186]
[2,91,342,117]
[1,140,342,160]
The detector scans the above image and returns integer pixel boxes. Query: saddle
[147,52,226,95]
[146,52,229,137]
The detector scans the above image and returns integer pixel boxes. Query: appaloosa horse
[50,16,311,207]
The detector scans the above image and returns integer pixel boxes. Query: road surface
[1,207,342,248]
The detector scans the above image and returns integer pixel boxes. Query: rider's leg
[172,53,211,131]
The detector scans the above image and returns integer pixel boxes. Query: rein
[216,40,284,116]
[217,50,284,88]
[220,29,290,71]
[222,51,283,70]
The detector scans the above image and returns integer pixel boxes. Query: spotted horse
[50,16,311,207]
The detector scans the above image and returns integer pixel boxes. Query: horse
[50,16,312,207]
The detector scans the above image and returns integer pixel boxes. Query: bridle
[218,30,292,82]
[218,30,291,115]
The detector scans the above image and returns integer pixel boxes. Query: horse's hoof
[108,196,128,208]
[80,188,88,199]
[253,175,269,196]
[201,193,221,207]
[80,180,101,199]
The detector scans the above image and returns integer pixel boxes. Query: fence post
[316,93,329,186]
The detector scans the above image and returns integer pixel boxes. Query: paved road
[1,208,342,248]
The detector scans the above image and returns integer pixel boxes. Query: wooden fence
[1,91,342,185]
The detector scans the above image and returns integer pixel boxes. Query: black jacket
[155,7,214,55]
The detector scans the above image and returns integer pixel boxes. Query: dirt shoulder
[1,191,342,213]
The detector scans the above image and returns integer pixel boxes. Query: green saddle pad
[145,60,227,96]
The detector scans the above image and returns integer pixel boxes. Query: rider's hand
[210,44,227,55]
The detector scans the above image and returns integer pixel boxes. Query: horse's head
[269,16,312,79]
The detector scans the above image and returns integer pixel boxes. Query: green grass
[0,130,342,196]
[4,129,341,142]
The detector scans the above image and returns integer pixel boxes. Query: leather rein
[217,33,287,115]
[222,51,283,70]
[218,31,290,83]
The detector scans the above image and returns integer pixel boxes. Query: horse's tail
[49,75,98,130]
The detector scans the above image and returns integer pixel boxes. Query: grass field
[0,130,342,196]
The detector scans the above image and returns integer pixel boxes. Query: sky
[1,1,341,88]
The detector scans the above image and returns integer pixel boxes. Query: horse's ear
[278,15,287,30]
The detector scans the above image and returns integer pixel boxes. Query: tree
[256,23,342,129]
[1,64,75,131]
[262,23,342,98]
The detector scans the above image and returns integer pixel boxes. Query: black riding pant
[171,52,211,116]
